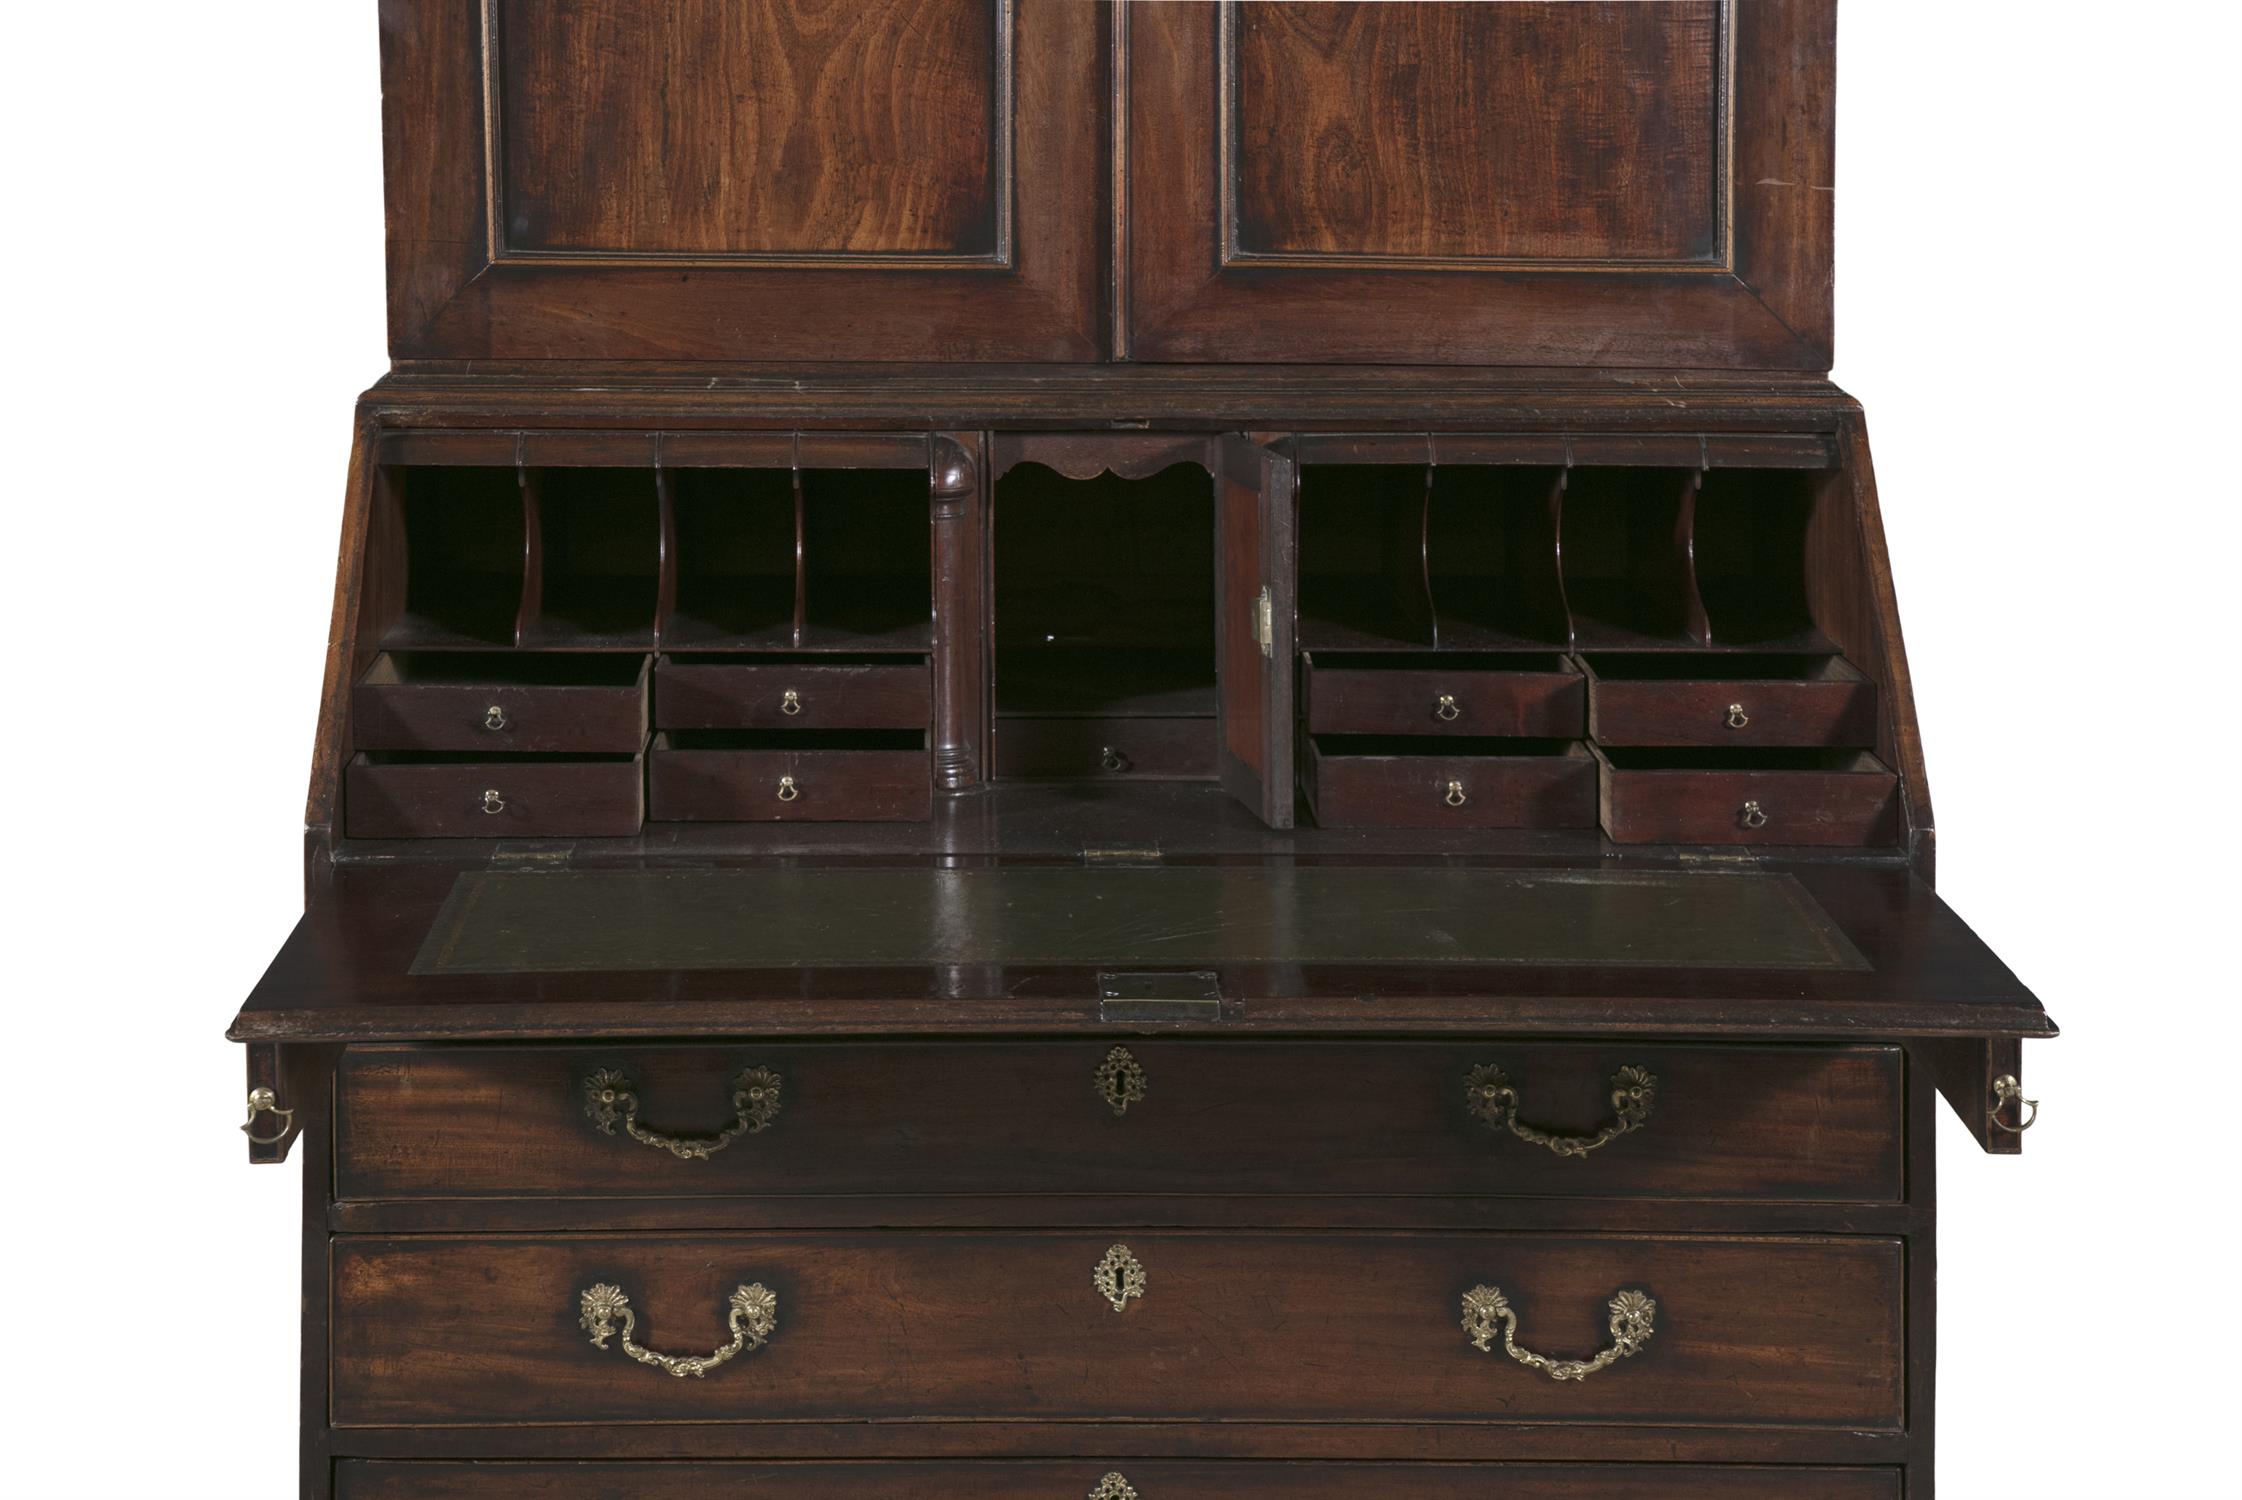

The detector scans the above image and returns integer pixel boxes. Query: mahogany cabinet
[236,4,2049,1497]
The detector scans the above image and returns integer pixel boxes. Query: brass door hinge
[1253,586,1274,657]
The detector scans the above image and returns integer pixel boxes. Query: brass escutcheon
[1095,1046,1149,1117]
[1094,1244,1146,1313]
[1462,1284,1656,1381]
[1436,693,1462,722]
[1465,1062,1658,1158]
[579,1281,777,1379]
[1738,799,1768,828]
[481,788,506,814]
[484,704,509,731]
[1090,1475,1139,1500]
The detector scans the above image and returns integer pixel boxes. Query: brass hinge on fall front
[1253,586,1274,657]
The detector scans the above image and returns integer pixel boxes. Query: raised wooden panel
[379,0,1101,361]
[1127,0,1835,368]
[1230,2,1724,266]
[496,0,1005,261]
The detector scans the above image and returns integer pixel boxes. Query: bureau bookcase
[233,5,2051,1497]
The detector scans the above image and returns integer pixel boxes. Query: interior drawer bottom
[337,1461,1901,1499]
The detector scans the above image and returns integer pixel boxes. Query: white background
[4,4,2238,1495]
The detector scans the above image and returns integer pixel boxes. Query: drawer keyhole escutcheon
[1091,1475,1139,1500]
[480,788,505,815]
[584,1065,783,1160]
[1436,693,1462,722]
[1445,780,1468,807]
[776,776,800,802]
[1738,800,1768,829]
[1095,1046,1148,1117]
[1726,702,1749,729]
[483,704,509,731]
[780,689,802,716]
[1094,1243,1146,1313]
[1465,1063,1658,1158]
[1462,1284,1656,1382]
[578,1281,777,1379]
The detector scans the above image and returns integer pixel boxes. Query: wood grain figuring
[336,1460,1903,1499]
[333,1041,1906,1203]
[329,1231,1904,1427]
[1231,1,1723,263]
[498,0,1002,258]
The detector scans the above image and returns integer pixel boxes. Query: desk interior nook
[232,4,2051,1497]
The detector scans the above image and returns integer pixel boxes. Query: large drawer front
[335,1042,1904,1203]
[338,1461,1901,1499]
[330,1232,1905,1428]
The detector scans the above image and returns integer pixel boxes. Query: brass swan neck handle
[1462,1284,1656,1381]
[584,1065,783,1161]
[1465,1062,1657,1158]
[578,1281,778,1379]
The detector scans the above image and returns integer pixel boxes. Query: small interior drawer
[345,747,645,839]
[992,715,1215,780]
[1594,745,1901,846]
[648,731,930,821]
[1584,653,1876,747]
[352,652,648,753]
[655,653,930,731]
[1303,651,1585,737]
[336,1462,1901,1500]
[1306,737,1597,829]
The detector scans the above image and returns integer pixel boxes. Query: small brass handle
[1462,1284,1656,1381]
[1101,746,1129,772]
[1726,702,1749,729]
[1435,693,1462,722]
[780,689,802,716]
[584,1066,783,1160]
[480,788,506,815]
[1095,1046,1148,1117]
[1465,1063,1657,1158]
[1445,780,1468,807]
[241,1086,294,1146]
[1094,1243,1146,1313]
[1991,1074,2039,1133]
[579,1281,777,1379]
[1091,1476,1139,1500]
[776,776,799,802]
[1738,799,1768,829]
[483,704,509,731]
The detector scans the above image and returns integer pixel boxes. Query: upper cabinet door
[382,0,1102,362]
[1125,1,1835,368]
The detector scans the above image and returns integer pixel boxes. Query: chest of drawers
[233,4,2051,1495]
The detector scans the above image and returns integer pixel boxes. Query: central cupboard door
[1124,1,1837,367]
[382,0,1103,361]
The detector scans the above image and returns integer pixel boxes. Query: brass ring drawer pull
[1094,1243,1146,1313]
[780,689,802,716]
[1101,746,1129,772]
[241,1086,294,1145]
[1726,702,1749,729]
[1991,1073,2039,1133]
[1465,1062,1658,1158]
[776,775,800,802]
[578,1281,777,1379]
[1739,799,1768,828]
[483,704,509,731]
[584,1065,783,1160]
[480,788,505,814]
[1462,1284,1656,1382]
[1435,693,1461,722]
[1095,1046,1148,1117]
[1091,1476,1139,1500]
[1445,779,1468,807]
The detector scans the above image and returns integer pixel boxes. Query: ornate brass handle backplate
[1462,1284,1656,1381]
[584,1065,782,1161]
[578,1281,777,1378]
[1465,1062,1657,1158]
